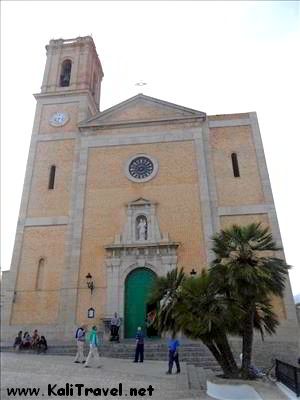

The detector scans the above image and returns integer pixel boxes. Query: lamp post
[86,273,94,294]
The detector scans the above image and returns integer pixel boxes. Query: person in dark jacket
[13,331,23,351]
[134,327,144,363]
[37,336,48,354]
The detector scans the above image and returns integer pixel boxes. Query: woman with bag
[84,326,101,368]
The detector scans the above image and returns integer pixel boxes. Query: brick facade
[1,37,298,349]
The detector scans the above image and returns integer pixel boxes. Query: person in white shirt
[74,325,86,364]
[110,313,121,341]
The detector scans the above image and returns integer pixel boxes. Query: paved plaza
[1,352,203,400]
[1,352,292,400]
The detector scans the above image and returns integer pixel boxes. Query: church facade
[2,36,298,344]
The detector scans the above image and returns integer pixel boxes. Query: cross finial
[135,81,147,87]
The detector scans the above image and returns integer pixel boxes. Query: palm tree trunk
[204,340,237,378]
[205,342,231,377]
[241,308,254,379]
[215,334,239,377]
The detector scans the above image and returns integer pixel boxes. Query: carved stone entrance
[104,198,179,338]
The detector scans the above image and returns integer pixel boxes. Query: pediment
[79,94,206,128]
[129,197,153,206]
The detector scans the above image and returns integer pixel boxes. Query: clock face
[50,112,69,126]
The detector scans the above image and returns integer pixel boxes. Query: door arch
[124,267,156,338]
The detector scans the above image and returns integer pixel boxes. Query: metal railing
[276,359,300,397]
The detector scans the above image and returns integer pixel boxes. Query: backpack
[75,328,82,339]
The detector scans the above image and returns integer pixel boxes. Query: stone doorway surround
[104,198,179,338]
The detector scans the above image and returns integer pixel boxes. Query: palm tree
[210,223,290,378]
[176,271,240,377]
[149,268,240,377]
[148,267,185,336]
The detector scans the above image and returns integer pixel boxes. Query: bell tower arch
[40,36,103,110]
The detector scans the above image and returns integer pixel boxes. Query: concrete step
[187,364,203,390]
[186,363,220,395]
[196,366,218,389]
[1,342,221,371]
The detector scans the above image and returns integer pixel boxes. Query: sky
[1,1,300,295]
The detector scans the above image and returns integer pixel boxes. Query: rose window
[128,157,154,180]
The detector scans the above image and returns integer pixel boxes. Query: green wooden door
[124,268,156,338]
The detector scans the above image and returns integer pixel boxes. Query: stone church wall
[76,140,206,325]
[210,125,265,207]
[11,225,66,325]
[27,140,75,218]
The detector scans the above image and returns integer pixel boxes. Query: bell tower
[1,36,104,342]
[39,36,103,113]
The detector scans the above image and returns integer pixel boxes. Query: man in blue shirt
[134,327,144,363]
[166,334,180,374]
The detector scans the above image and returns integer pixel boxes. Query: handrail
[276,359,300,397]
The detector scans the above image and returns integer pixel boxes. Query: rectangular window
[48,165,56,189]
[231,153,240,177]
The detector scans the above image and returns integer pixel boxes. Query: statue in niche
[137,216,147,241]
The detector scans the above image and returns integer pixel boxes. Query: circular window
[129,157,154,179]
[125,154,158,183]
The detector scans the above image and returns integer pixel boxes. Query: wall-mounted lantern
[190,268,197,276]
[86,273,94,294]
[88,307,95,319]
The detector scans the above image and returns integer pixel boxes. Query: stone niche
[104,198,179,335]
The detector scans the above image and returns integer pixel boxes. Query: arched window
[231,153,240,177]
[60,60,72,87]
[48,165,56,190]
[136,216,148,241]
[36,258,45,290]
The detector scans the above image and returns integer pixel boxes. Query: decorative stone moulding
[124,154,159,183]
[104,198,180,326]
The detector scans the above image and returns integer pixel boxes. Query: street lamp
[86,273,94,294]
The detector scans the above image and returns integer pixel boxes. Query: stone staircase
[1,341,221,371]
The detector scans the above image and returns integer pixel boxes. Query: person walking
[74,325,86,363]
[166,334,180,374]
[133,327,144,363]
[84,326,101,368]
